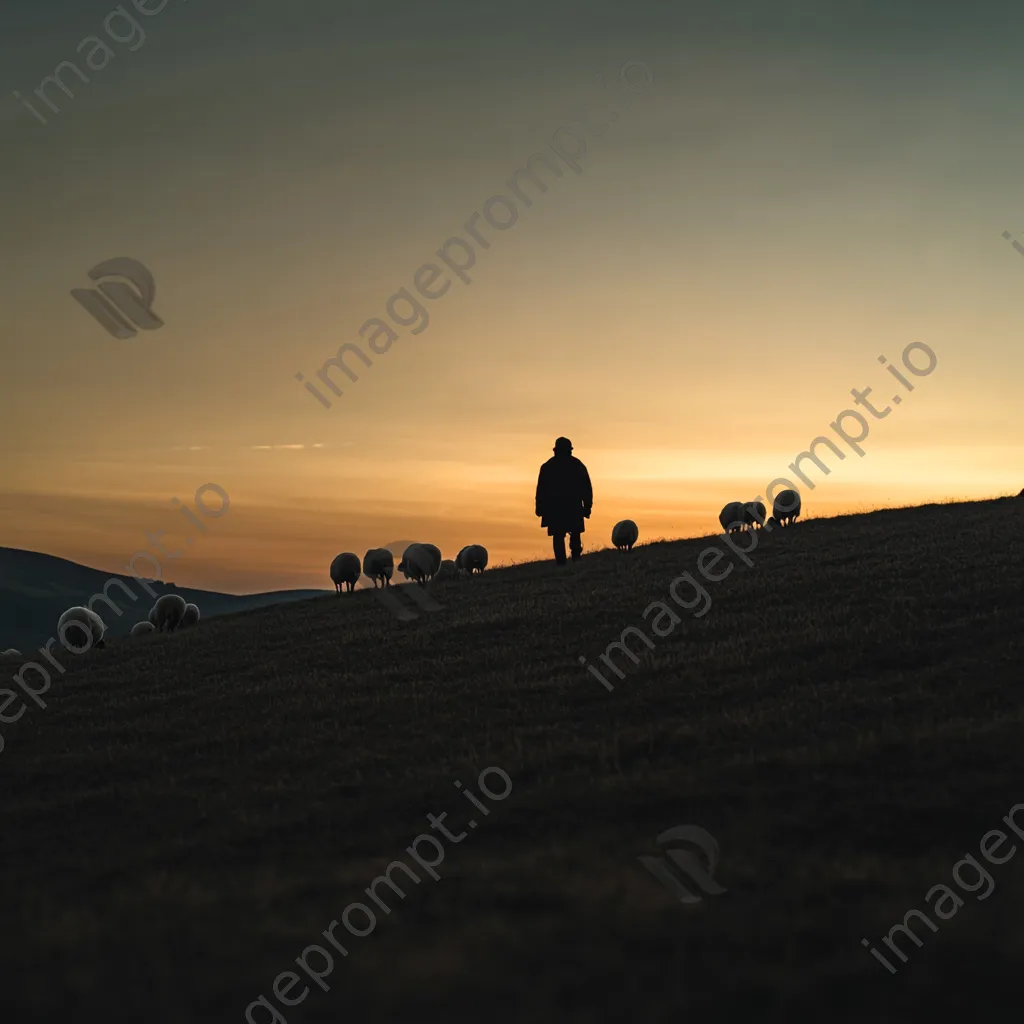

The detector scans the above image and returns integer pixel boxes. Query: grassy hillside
[2,498,1023,1022]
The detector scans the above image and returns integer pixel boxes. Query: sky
[2,0,1023,594]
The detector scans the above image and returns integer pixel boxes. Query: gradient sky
[2,0,1023,593]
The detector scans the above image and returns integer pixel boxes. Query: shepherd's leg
[553,533,567,565]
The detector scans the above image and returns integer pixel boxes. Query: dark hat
[553,436,573,452]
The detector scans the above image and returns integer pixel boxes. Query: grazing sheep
[435,559,457,581]
[2,648,20,656]
[456,544,489,574]
[330,552,362,593]
[422,544,442,575]
[181,603,200,628]
[744,500,767,530]
[57,606,106,651]
[152,593,187,632]
[399,543,441,584]
[611,519,639,551]
[362,548,395,588]
[130,621,155,637]
[719,501,747,534]
[773,488,802,527]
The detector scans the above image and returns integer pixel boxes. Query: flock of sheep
[1,501,806,658]
[589,500,799,557]
[326,522,645,594]
[326,502,800,594]
[719,489,802,533]
[329,543,490,591]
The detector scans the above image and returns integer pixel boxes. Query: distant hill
[0,546,329,649]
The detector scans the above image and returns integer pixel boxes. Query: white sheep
[399,543,441,583]
[130,621,155,637]
[611,519,639,551]
[435,559,457,580]
[181,603,200,628]
[773,488,802,527]
[456,544,488,575]
[329,552,361,593]
[57,606,107,650]
[719,501,747,534]
[2,648,21,656]
[152,593,187,632]
[744,500,767,530]
[362,548,395,588]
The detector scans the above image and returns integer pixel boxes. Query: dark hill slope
[0,545,328,648]
[2,498,1024,1022]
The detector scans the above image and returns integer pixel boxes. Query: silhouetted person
[535,437,592,565]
